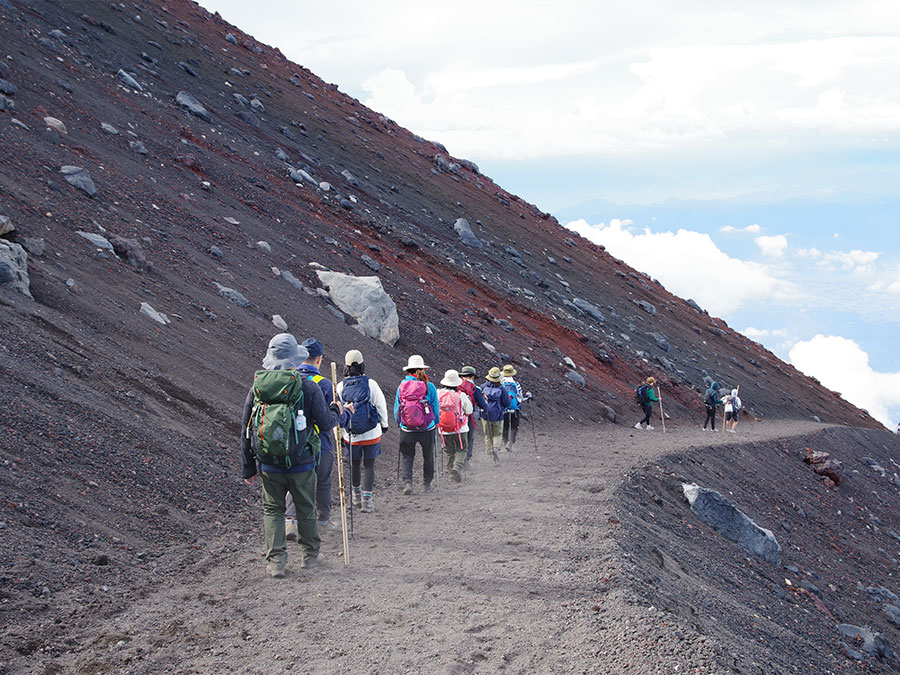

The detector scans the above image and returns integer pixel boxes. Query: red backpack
[398,379,434,430]
[438,389,465,433]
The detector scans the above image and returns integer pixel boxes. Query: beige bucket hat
[486,367,502,382]
[440,369,462,387]
[404,354,429,371]
[501,364,517,377]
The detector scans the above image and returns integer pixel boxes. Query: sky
[202,0,900,429]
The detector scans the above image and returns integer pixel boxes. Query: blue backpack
[341,375,380,434]
[482,383,505,422]
[501,381,520,411]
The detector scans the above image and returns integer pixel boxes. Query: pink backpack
[398,379,433,430]
[438,389,465,433]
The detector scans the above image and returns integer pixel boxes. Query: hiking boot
[634,422,642,430]
[402,482,412,496]
[423,482,433,493]
[361,495,375,513]
[317,519,336,534]
[492,450,500,466]
[646,425,654,431]
[450,468,461,483]
[285,518,298,542]
[266,562,285,578]
[352,490,362,508]
[300,555,324,570]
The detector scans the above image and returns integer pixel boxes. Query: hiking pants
[482,420,502,456]
[351,456,376,492]
[502,411,520,448]
[284,448,334,523]
[399,429,435,486]
[703,405,716,429]
[441,432,466,473]
[638,403,653,426]
[260,469,320,566]
[465,424,476,461]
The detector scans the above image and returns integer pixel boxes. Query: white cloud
[721,224,761,234]
[742,326,788,340]
[755,234,789,258]
[820,249,880,270]
[565,219,798,315]
[789,335,900,428]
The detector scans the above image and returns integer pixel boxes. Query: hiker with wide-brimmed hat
[499,364,524,453]
[436,369,473,482]
[634,376,659,431]
[458,365,487,465]
[240,333,340,577]
[480,366,510,465]
[394,354,439,494]
[336,349,389,513]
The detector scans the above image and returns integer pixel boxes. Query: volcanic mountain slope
[0,0,886,668]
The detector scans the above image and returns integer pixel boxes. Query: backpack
[732,396,742,411]
[340,375,380,435]
[501,381,520,411]
[704,389,717,407]
[482,382,505,422]
[438,389,465,433]
[635,384,648,405]
[398,379,434,430]
[248,369,314,469]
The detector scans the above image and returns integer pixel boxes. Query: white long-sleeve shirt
[336,377,389,443]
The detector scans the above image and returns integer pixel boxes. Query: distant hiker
[722,388,742,433]
[701,381,720,431]
[634,376,659,430]
[459,365,487,464]
[481,367,510,465]
[437,369,474,482]
[336,349,389,513]
[240,334,339,577]
[394,355,439,495]
[500,364,523,452]
[284,338,339,541]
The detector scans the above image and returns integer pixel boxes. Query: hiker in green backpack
[240,334,340,578]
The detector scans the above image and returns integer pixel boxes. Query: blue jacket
[296,363,337,455]
[393,375,439,432]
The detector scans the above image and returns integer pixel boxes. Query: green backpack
[248,370,319,469]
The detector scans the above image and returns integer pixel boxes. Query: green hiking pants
[482,420,502,455]
[441,432,466,473]
[260,469,320,566]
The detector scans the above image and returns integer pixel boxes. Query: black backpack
[634,384,647,405]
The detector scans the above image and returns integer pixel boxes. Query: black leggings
[639,403,653,425]
[703,405,716,429]
[351,457,375,492]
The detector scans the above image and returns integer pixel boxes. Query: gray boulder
[176,91,211,122]
[0,215,12,236]
[636,300,656,316]
[129,140,149,154]
[232,93,248,106]
[0,239,31,298]
[225,33,238,45]
[22,237,45,256]
[682,483,781,566]
[0,78,18,96]
[316,270,399,346]
[139,302,170,325]
[250,98,265,113]
[0,93,13,111]
[837,624,893,660]
[61,166,97,196]
[116,69,142,92]
[76,231,113,251]
[361,254,380,272]
[453,218,482,249]
[566,370,585,387]
[281,270,305,292]
[214,282,249,307]
[651,332,671,352]
[275,147,290,162]
[573,298,605,323]
[110,235,151,271]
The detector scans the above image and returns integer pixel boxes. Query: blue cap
[301,338,324,357]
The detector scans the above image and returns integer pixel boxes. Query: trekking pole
[657,386,666,433]
[347,437,354,536]
[434,428,440,491]
[329,362,350,566]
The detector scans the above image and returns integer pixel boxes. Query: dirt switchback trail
[53,420,830,674]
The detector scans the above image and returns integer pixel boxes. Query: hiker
[458,365,487,464]
[481,367,510,465]
[437,369,474,482]
[722,388,742,433]
[634,376,659,430]
[394,354,439,494]
[240,334,340,577]
[282,338,339,541]
[701,381,720,431]
[500,364,523,452]
[336,349,389,513]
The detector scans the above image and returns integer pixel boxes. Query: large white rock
[316,270,399,346]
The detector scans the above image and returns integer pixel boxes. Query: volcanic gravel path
[32,419,832,674]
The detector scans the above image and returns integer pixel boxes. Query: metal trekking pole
[524,394,537,453]
[329,362,350,566]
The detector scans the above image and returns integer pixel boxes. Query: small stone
[116,69,142,92]
[272,314,288,330]
[208,245,224,259]
[76,231,113,251]
[129,140,148,154]
[61,167,97,197]
[225,33,238,45]
[566,370,586,387]
[256,241,271,254]
[176,91,211,122]
[43,117,67,135]
[214,282,249,307]
[140,302,170,325]
[100,122,118,135]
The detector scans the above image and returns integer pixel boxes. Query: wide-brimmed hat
[460,365,477,377]
[646,376,656,385]
[345,349,364,366]
[404,354,429,371]
[731,389,738,396]
[301,338,324,357]
[440,369,462,387]
[501,364,517,377]
[486,367,502,382]
[262,333,308,370]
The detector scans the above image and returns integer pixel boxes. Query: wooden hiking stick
[330,362,350,566]
[657,385,666,433]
